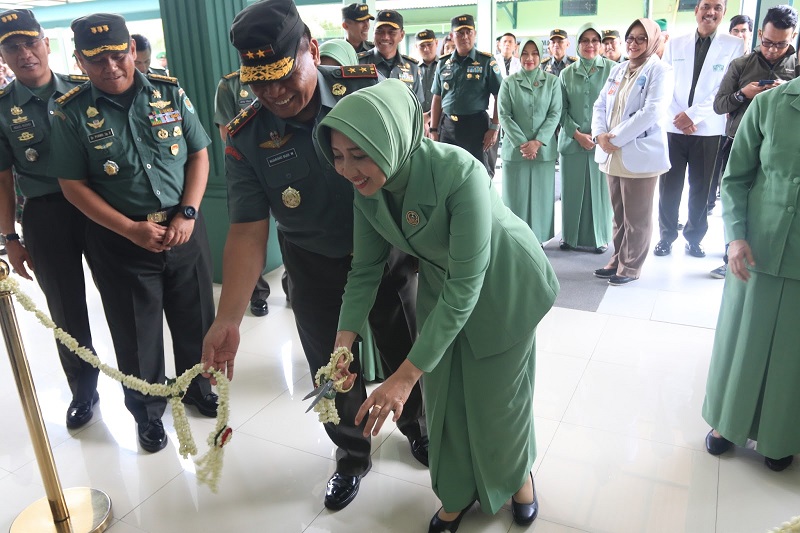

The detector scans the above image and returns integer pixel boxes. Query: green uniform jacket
[558,57,616,155]
[498,68,562,162]
[358,48,425,103]
[722,76,800,280]
[213,71,255,126]
[432,48,503,114]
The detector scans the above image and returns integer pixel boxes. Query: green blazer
[558,57,615,155]
[498,69,562,162]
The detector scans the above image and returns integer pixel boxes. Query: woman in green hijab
[498,39,562,244]
[317,79,559,531]
[319,38,359,67]
[558,22,616,253]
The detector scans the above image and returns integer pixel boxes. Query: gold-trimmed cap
[71,13,130,58]
[550,28,568,40]
[230,0,304,84]
[0,9,42,45]
[342,3,374,22]
[416,29,435,43]
[602,29,620,41]
[451,14,475,32]
[375,10,403,30]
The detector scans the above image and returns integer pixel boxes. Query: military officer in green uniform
[342,2,374,53]
[131,33,167,76]
[0,9,101,429]
[49,13,218,454]
[416,29,439,134]
[542,29,577,77]
[428,14,503,177]
[602,29,626,62]
[357,10,424,103]
[201,0,425,512]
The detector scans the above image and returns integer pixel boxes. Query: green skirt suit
[318,80,559,513]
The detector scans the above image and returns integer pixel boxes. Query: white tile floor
[1,174,798,533]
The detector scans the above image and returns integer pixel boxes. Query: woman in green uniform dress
[319,38,359,67]
[498,39,562,244]
[702,76,800,472]
[558,22,616,252]
[318,79,559,531]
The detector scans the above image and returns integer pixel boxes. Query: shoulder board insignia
[146,73,179,85]
[568,56,578,62]
[339,64,377,78]
[401,54,419,65]
[68,74,89,82]
[357,50,372,59]
[478,51,494,58]
[541,57,552,64]
[55,84,86,106]
[226,102,260,137]
[0,84,11,99]
[223,70,240,80]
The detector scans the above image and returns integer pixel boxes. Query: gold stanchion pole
[0,261,112,532]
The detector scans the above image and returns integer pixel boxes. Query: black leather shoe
[182,387,218,418]
[66,393,99,429]
[677,222,684,230]
[705,430,733,456]
[609,275,637,286]
[324,472,364,510]
[594,245,608,254]
[593,267,616,279]
[409,436,429,467]
[765,455,794,472]
[653,240,672,256]
[685,243,706,258]
[138,419,168,453]
[428,501,474,533]
[511,473,538,526]
[559,240,571,251]
[250,298,268,317]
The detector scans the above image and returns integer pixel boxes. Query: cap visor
[354,14,374,21]
[416,38,434,43]
[452,24,474,32]
[375,21,400,29]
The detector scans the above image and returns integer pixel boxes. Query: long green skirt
[427,330,537,514]
[702,271,800,459]
[559,151,612,248]
[502,159,555,244]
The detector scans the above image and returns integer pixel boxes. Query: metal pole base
[11,487,113,533]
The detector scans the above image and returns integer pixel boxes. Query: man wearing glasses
[0,9,101,429]
[707,5,798,279]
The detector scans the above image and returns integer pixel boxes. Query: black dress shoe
[324,472,364,510]
[409,436,429,467]
[182,387,218,418]
[685,243,706,257]
[593,267,616,279]
[249,298,268,317]
[511,473,538,526]
[594,245,608,254]
[428,501,474,533]
[677,222,685,230]
[66,393,99,429]
[704,430,733,456]
[765,455,794,472]
[609,275,637,286]
[559,240,572,251]
[653,240,672,256]
[138,419,168,453]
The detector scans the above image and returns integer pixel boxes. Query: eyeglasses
[579,39,602,45]
[0,37,43,53]
[760,39,790,50]
[625,36,648,45]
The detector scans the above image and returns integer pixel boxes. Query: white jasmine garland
[769,516,800,533]
[312,346,354,424]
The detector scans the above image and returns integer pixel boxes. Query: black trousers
[707,136,733,210]
[84,213,215,423]
[658,133,722,245]
[440,111,495,177]
[22,192,99,404]
[279,233,424,476]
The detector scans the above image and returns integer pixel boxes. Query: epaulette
[146,73,179,85]
[478,51,494,58]
[568,56,578,62]
[400,54,418,65]
[222,70,240,80]
[357,50,372,59]
[55,84,88,106]
[67,74,89,83]
[336,64,378,79]
[226,102,260,137]
[541,57,552,64]
[0,82,13,99]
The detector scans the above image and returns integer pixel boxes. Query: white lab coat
[494,53,522,78]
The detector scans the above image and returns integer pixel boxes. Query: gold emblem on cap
[10,106,23,116]
[24,148,38,162]
[170,143,179,156]
[282,187,301,209]
[239,89,249,98]
[87,106,99,118]
[152,89,162,99]
[18,132,33,142]
[90,25,110,34]
[1,14,19,23]
[149,100,172,110]
[87,118,105,129]
[443,82,449,90]
[157,128,169,140]
[173,126,182,137]
[406,211,420,226]
[331,83,347,96]
[103,160,119,176]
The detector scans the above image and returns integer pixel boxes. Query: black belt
[129,205,180,223]
[26,191,67,203]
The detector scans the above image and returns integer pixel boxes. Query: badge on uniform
[173,126,182,137]
[149,100,172,110]
[533,81,539,87]
[157,128,169,140]
[10,106,23,116]
[239,89,249,98]
[24,148,38,162]
[152,89,162,99]
[331,83,347,96]
[185,98,195,114]
[87,118,105,129]
[260,131,293,149]
[103,160,119,176]
[282,186,301,208]
[406,210,420,226]
[17,132,33,142]
[94,141,113,150]
[87,106,99,118]
[443,82,450,90]
[170,144,180,156]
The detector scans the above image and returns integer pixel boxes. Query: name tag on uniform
[466,66,483,74]
[10,120,34,132]
[88,129,114,143]
[267,148,298,167]
[149,110,182,126]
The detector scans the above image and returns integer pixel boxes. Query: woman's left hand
[596,132,619,153]
[355,360,423,437]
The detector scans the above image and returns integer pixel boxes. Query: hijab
[626,18,662,68]
[318,79,423,195]
[319,38,359,67]
[520,39,540,78]
[576,22,604,71]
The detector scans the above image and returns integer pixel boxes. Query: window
[678,0,696,11]
[560,0,597,16]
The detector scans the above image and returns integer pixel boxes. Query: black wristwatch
[2,232,20,242]
[734,90,746,103]
[180,205,197,219]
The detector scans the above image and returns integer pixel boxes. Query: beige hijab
[626,18,661,68]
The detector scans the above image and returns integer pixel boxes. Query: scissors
[302,379,335,413]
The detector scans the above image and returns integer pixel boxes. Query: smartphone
[758,79,776,86]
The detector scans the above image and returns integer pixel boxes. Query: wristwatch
[429,128,439,133]
[180,205,197,219]
[734,90,746,103]
[2,232,19,242]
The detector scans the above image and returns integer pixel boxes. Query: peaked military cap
[451,14,475,32]
[375,10,403,30]
[342,3,374,22]
[602,29,620,41]
[0,9,42,44]
[416,29,435,43]
[550,29,568,39]
[71,13,130,58]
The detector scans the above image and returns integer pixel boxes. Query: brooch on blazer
[406,210,420,226]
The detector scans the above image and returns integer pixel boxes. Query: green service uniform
[498,68,562,243]
[319,79,559,514]
[358,48,425,103]
[0,72,100,404]
[418,57,439,114]
[225,65,423,477]
[353,40,374,54]
[702,77,800,460]
[431,48,502,175]
[541,55,577,78]
[48,70,215,424]
[558,56,615,248]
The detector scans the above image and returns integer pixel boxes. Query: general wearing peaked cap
[71,13,130,58]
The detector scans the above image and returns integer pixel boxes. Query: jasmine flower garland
[312,346,354,424]
[770,516,800,533]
